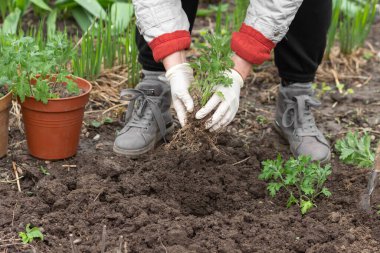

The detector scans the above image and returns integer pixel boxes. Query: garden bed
[1,13,380,253]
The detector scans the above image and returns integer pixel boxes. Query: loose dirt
[1,17,380,253]
[0,87,8,98]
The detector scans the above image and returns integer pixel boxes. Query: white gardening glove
[165,63,195,127]
[195,69,244,132]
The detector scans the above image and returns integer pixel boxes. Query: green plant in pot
[0,81,12,158]
[0,34,92,160]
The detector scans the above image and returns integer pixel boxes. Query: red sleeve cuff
[231,23,275,65]
[148,31,191,62]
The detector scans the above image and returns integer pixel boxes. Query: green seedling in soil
[39,166,50,176]
[190,32,234,107]
[259,155,332,214]
[256,115,268,126]
[312,82,332,98]
[336,82,354,96]
[0,34,79,104]
[19,224,44,244]
[335,131,375,168]
[91,117,113,128]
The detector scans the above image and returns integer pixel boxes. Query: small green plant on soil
[91,117,113,128]
[256,115,268,126]
[19,224,44,244]
[39,166,50,176]
[190,32,234,107]
[335,131,375,168]
[0,34,79,104]
[312,82,332,98]
[259,155,332,214]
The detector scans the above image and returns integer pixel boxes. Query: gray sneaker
[274,82,331,163]
[113,70,173,156]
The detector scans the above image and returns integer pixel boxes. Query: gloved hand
[195,69,244,131]
[165,63,195,127]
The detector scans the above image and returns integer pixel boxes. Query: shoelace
[282,94,321,137]
[119,89,167,141]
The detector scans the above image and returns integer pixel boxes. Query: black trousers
[136,0,332,83]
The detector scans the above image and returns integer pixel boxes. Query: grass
[71,15,140,85]
[326,0,377,55]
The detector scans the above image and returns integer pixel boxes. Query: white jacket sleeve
[231,0,304,65]
[132,0,192,62]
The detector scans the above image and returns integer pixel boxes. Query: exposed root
[166,113,221,153]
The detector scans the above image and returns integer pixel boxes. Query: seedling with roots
[168,32,234,151]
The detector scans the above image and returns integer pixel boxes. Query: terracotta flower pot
[0,91,13,158]
[20,76,92,160]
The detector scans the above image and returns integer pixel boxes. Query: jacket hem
[149,30,191,62]
[231,23,275,65]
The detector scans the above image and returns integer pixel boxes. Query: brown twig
[101,225,107,253]
[12,162,21,192]
[69,234,77,253]
[232,157,251,166]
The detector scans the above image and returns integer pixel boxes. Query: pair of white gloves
[165,63,244,131]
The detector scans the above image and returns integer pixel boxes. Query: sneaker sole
[113,124,174,157]
[273,121,331,164]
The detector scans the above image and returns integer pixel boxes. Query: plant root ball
[166,113,219,152]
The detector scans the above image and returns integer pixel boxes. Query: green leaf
[335,131,374,168]
[286,193,298,208]
[321,187,332,197]
[30,0,51,11]
[19,224,44,244]
[27,227,44,241]
[300,200,314,214]
[111,2,133,30]
[103,117,113,124]
[19,232,29,244]
[74,0,107,19]
[47,9,58,37]
[216,91,225,100]
[2,8,21,34]
[91,120,102,128]
[72,7,93,31]
[15,0,31,12]
[39,166,50,175]
[267,182,282,197]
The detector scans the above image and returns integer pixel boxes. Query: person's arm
[133,1,196,127]
[231,0,304,65]
[132,0,191,63]
[196,0,305,131]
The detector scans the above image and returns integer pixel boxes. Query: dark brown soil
[0,86,8,98]
[49,82,84,99]
[1,15,380,253]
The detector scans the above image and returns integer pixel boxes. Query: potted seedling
[0,35,92,160]
[0,82,12,158]
[170,32,233,150]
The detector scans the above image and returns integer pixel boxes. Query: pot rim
[0,90,12,100]
[20,75,92,103]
